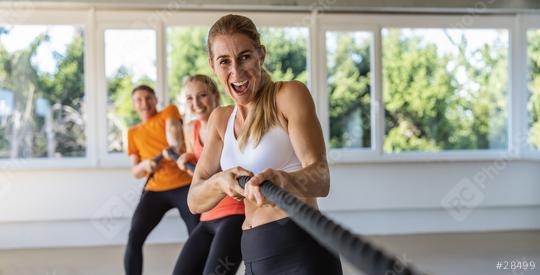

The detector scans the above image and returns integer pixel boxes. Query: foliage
[1,25,538,157]
[382,29,508,152]
[528,30,540,149]
[0,27,85,158]
[327,33,371,148]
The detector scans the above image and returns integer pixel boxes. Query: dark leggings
[242,217,343,275]
[124,185,200,275]
[173,214,244,275]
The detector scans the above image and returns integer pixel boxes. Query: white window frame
[95,11,163,167]
[520,14,540,160]
[319,13,521,163]
[317,17,380,162]
[0,7,538,169]
[0,9,96,169]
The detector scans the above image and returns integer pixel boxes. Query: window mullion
[156,20,167,105]
[313,12,330,146]
[85,8,98,166]
[511,15,528,157]
[373,25,384,157]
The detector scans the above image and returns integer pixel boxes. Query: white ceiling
[0,0,539,13]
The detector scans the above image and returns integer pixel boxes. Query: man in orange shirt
[124,84,199,275]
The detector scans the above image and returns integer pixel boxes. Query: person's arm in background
[165,117,183,154]
[127,128,157,179]
[163,105,185,159]
[176,121,197,177]
[183,121,194,153]
[130,154,157,179]
[177,121,196,175]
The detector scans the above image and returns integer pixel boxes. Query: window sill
[326,148,533,164]
[0,154,131,171]
[1,149,538,170]
[521,150,540,161]
[98,153,131,168]
[0,158,97,171]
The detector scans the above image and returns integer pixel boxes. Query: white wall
[1,160,539,249]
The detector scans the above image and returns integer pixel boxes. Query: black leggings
[173,214,244,275]
[124,185,200,275]
[242,217,343,275]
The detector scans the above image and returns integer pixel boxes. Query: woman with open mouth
[186,14,343,275]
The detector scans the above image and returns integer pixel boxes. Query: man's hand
[141,159,157,174]
[177,152,196,176]
[162,147,180,161]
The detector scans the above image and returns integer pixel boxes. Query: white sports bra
[220,105,303,174]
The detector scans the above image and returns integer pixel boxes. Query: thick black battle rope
[235,177,422,275]
[154,148,423,275]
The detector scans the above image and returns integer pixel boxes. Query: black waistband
[241,217,315,262]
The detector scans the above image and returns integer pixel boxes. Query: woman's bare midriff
[242,197,318,230]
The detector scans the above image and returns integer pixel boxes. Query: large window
[382,28,509,153]
[528,29,540,150]
[0,25,85,159]
[105,29,156,153]
[326,31,372,149]
[2,11,538,166]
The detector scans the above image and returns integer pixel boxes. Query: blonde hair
[208,14,282,150]
[182,74,221,106]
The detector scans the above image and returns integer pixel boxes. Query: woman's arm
[177,121,196,174]
[187,107,251,214]
[278,81,330,197]
[183,121,194,154]
[244,81,330,205]
[165,117,184,154]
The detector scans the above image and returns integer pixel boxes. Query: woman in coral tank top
[173,74,244,275]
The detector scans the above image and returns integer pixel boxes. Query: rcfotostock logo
[0,2,34,25]
[208,256,237,275]
[441,178,485,222]
[90,195,134,240]
[441,150,512,222]
[126,0,188,29]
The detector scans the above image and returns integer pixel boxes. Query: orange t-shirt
[127,104,191,191]
[192,119,245,221]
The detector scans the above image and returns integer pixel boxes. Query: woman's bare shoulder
[276,80,314,116]
[208,105,235,137]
